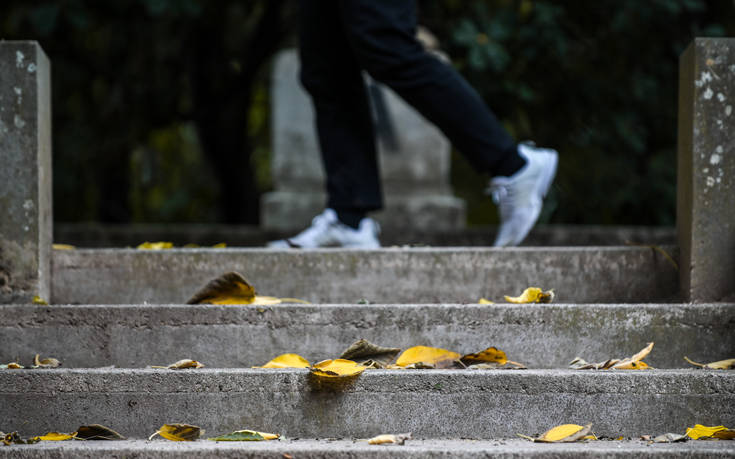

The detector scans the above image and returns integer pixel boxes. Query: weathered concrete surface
[677,38,735,302]
[53,222,678,248]
[0,42,52,303]
[50,247,680,304]
[262,49,465,232]
[0,369,732,439]
[2,303,732,369]
[1,439,733,459]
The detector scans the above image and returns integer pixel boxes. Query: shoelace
[487,183,517,217]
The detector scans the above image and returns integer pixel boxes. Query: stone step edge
[1,439,733,459]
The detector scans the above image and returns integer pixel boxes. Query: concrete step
[2,303,732,369]
[51,246,679,304]
[2,438,733,458]
[1,369,732,440]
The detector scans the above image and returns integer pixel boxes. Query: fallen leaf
[653,433,688,443]
[339,339,401,368]
[2,432,39,445]
[461,347,508,365]
[137,241,174,250]
[395,346,460,368]
[684,356,735,370]
[570,343,653,371]
[52,244,75,250]
[150,359,204,370]
[525,424,593,443]
[32,296,48,305]
[1,362,24,369]
[209,430,279,441]
[478,298,494,304]
[386,362,435,369]
[212,243,227,248]
[186,272,308,305]
[34,354,61,368]
[256,354,310,369]
[310,359,366,379]
[76,424,125,440]
[685,424,735,440]
[367,433,412,445]
[33,432,77,441]
[149,424,202,441]
[504,287,554,304]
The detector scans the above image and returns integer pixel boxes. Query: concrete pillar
[0,41,52,303]
[261,49,466,232]
[677,38,735,302]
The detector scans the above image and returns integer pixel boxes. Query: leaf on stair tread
[478,298,495,304]
[395,346,461,369]
[569,343,653,370]
[310,359,367,379]
[255,353,310,369]
[1,362,24,369]
[684,356,735,370]
[2,431,40,445]
[461,347,508,365]
[149,424,203,441]
[137,241,174,250]
[52,243,76,250]
[367,433,412,445]
[519,424,594,443]
[76,424,125,440]
[32,295,48,305]
[653,433,688,443]
[685,424,735,440]
[339,339,401,368]
[504,287,555,304]
[33,432,77,441]
[209,429,279,441]
[150,359,204,369]
[186,271,309,305]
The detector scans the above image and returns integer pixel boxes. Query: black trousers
[299,0,518,213]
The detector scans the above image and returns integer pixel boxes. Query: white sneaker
[267,208,381,249]
[488,143,558,247]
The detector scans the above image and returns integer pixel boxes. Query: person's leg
[299,0,383,217]
[338,0,524,177]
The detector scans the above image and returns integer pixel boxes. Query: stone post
[0,42,52,303]
[677,38,735,302]
[261,49,465,232]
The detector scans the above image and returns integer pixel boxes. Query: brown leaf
[76,424,125,440]
[33,354,61,368]
[339,339,401,368]
[187,272,256,305]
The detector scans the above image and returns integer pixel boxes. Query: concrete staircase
[1,39,735,457]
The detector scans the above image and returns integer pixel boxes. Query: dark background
[2,0,733,227]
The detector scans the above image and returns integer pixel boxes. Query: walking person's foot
[267,208,381,249]
[488,143,558,247]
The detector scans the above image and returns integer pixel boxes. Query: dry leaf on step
[367,433,412,445]
[653,433,687,443]
[339,339,401,368]
[2,432,40,445]
[1,362,24,369]
[76,424,125,440]
[187,272,308,305]
[32,296,48,305]
[684,356,735,370]
[255,354,310,369]
[461,347,508,365]
[209,430,279,441]
[685,424,735,440]
[395,346,460,369]
[478,298,494,304]
[137,241,174,250]
[149,424,202,441]
[33,354,61,368]
[504,287,555,304]
[310,359,366,379]
[519,424,593,443]
[151,359,204,369]
[52,244,75,250]
[33,432,77,441]
[570,343,653,370]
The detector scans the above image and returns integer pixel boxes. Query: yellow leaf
[256,353,310,369]
[187,272,256,305]
[504,287,554,304]
[686,424,734,440]
[32,295,48,305]
[34,432,77,441]
[212,243,227,248]
[684,356,735,370]
[612,342,654,370]
[2,362,24,369]
[536,424,592,443]
[168,359,204,369]
[149,424,202,441]
[137,241,174,250]
[252,296,283,305]
[34,354,61,368]
[310,359,366,378]
[461,347,508,365]
[478,298,494,304]
[52,244,75,250]
[367,433,411,445]
[209,430,279,441]
[395,346,460,368]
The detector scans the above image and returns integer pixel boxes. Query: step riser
[3,304,732,369]
[1,370,732,440]
[51,247,679,304]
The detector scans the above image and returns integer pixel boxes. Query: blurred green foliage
[1,0,733,225]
